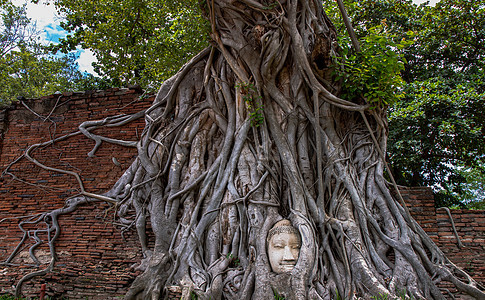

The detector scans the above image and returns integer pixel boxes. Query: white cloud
[11,0,99,75]
[43,24,67,44]
[11,0,62,46]
[77,49,97,75]
[12,0,60,28]
[412,0,439,6]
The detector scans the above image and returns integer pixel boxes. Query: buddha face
[267,225,301,273]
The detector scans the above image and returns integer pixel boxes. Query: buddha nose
[283,246,295,261]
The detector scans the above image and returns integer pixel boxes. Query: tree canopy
[0,0,110,104]
[326,0,485,208]
[383,0,484,208]
[49,0,209,88]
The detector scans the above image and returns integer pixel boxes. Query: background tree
[0,0,37,57]
[387,0,485,208]
[0,0,110,104]
[48,0,210,88]
[4,0,484,299]
[326,0,485,208]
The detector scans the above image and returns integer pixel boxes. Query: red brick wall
[0,89,152,299]
[0,91,483,299]
[401,186,485,294]
[400,186,439,239]
[436,209,485,286]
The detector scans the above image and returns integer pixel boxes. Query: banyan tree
[5,0,485,299]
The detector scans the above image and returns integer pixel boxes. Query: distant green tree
[389,76,485,208]
[388,0,485,208]
[0,0,37,58]
[0,0,110,104]
[327,0,485,208]
[0,45,110,103]
[48,0,210,89]
[458,161,485,209]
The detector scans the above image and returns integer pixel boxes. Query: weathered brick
[0,90,154,299]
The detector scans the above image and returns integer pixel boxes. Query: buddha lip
[280,265,294,271]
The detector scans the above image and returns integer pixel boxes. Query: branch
[334,0,361,52]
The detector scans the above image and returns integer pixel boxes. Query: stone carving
[267,219,301,273]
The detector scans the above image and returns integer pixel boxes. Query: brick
[0,89,152,299]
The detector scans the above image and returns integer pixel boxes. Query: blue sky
[12,0,97,74]
[13,0,438,76]
[43,23,67,44]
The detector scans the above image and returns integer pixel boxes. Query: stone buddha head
[267,219,301,273]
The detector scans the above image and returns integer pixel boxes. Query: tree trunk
[8,0,485,299]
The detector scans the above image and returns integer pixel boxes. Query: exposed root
[438,207,465,249]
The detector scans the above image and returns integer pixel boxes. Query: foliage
[409,0,485,82]
[387,0,485,207]
[333,289,342,300]
[0,0,37,58]
[457,163,485,209]
[0,0,110,104]
[328,0,485,208]
[237,82,264,127]
[389,76,485,208]
[47,0,210,89]
[226,252,240,267]
[0,45,110,104]
[272,288,286,300]
[325,0,421,43]
[333,24,413,109]
[371,293,390,300]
